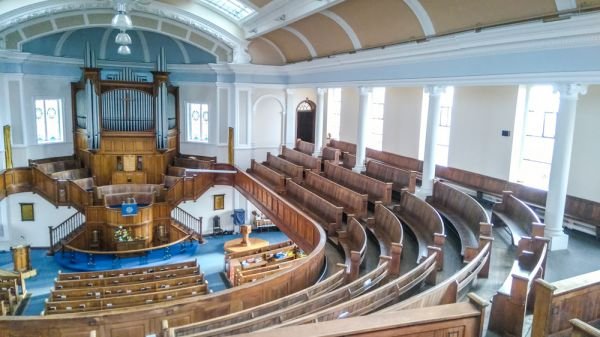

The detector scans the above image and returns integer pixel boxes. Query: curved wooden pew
[323,161,392,205]
[57,260,197,281]
[364,202,403,276]
[264,152,304,183]
[247,159,285,194]
[338,216,367,281]
[280,146,321,172]
[426,180,492,261]
[294,139,315,155]
[176,262,391,337]
[303,170,368,218]
[569,319,600,337]
[365,160,417,194]
[532,270,600,337]
[489,236,549,337]
[169,269,346,336]
[285,178,343,236]
[393,190,445,269]
[492,190,544,246]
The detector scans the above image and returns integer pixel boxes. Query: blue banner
[121,203,138,217]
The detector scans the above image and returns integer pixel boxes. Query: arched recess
[252,95,285,149]
[296,99,316,144]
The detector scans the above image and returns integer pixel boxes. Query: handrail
[172,206,202,238]
[48,211,85,255]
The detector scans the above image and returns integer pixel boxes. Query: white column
[544,83,587,251]
[285,89,296,148]
[353,86,371,173]
[313,88,326,157]
[419,85,446,196]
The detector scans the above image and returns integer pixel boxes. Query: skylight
[203,0,256,20]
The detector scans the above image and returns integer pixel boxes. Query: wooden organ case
[71,64,179,186]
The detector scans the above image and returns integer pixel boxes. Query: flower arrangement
[114,225,132,242]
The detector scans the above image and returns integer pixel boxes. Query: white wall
[447,86,519,180]
[568,85,600,202]
[177,185,237,234]
[251,89,285,162]
[0,192,77,250]
[339,87,359,143]
[178,83,221,159]
[382,87,423,158]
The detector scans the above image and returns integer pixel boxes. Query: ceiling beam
[243,0,346,39]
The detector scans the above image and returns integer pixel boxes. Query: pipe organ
[72,46,179,185]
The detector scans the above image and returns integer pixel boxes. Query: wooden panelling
[323,161,392,205]
[280,146,321,172]
[264,152,303,183]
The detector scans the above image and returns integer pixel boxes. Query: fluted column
[313,88,326,157]
[544,83,587,250]
[285,89,296,148]
[353,86,371,173]
[420,85,447,196]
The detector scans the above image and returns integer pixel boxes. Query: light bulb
[111,13,132,30]
[117,45,131,55]
[115,31,132,45]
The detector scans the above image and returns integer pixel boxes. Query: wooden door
[296,99,316,143]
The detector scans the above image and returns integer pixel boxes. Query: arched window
[296,98,316,143]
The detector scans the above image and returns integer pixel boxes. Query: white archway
[251,94,285,153]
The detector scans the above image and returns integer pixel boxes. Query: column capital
[358,86,372,96]
[424,85,447,96]
[316,88,327,96]
[285,88,295,96]
[554,83,588,100]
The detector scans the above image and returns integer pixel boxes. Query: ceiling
[1,0,600,66]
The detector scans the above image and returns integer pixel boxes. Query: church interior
[0,0,599,336]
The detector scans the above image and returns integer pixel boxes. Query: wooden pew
[173,157,213,169]
[492,190,544,246]
[489,236,549,337]
[426,180,492,260]
[175,262,391,337]
[338,216,367,280]
[323,161,392,205]
[206,297,488,337]
[264,152,304,183]
[34,159,81,174]
[365,160,417,194]
[225,241,294,261]
[235,259,302,286]
[569,319,600,337]
[321,146,341,164]
[327,139,356,157]
[294,139,315,155]
[57,260,197,281]
[303,170,368,218]
[45,283,208,314]
[226,245,299,285]
[50,168,89,180]
[168,269,347,336]
[342,152,357,170]
[285,178,343,236]
[532,270,600,337]
[393,189,445,269]
[280,146,321,172]
[247,159,285,194]
[365,202,403,275]
[51,275,205,301]
[366,147,423,173]
[54,266,201,289]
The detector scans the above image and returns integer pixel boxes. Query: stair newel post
[48,226,55,255]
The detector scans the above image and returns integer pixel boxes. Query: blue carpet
[0,230,289,316]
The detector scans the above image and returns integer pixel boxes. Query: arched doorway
[296,99,316,143]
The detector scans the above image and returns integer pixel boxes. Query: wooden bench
[280,146,321,172]
[285,178,343,236]
[365,160,417,194]
[45,283,208,314]
[51,275,205,301]
[342,152,357,170]
[226,245,299,285]
[569,319,600,337]
[492,190,544,246]
[264,152,304,183]
[247,159,285,194]
[225,241,294,261]
[489,236,549,337]
[295,139,315,155]
[34,159,81,174]
[365,202,403,275]
[366,147,423,173]
[71,177,95,191]
[327,139,356,157]
[57,260,197,281]
[321,146,341,164]
[393,189,446,269]
[50,168,89,180]
[426,180,492,260]
[338,216,367,280]
[303,170,368,218]
[163,175,182,189]
[323,160,392,205]
[532,270,600,337]
[235,259,302,286]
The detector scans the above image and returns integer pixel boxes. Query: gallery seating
[492,190,544,246]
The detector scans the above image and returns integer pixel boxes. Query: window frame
[185,102,210,143]
[366,87,385,151]
[34,97,65,144]
[326,88,342,140]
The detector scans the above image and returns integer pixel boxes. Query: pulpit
[10,245,31,273]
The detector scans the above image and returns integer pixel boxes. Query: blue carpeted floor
[0,230,289,316]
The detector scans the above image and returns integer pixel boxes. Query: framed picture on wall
[213,194,225,210]
[20,203,34,221]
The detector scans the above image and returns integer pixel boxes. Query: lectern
[10,245,31,273]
